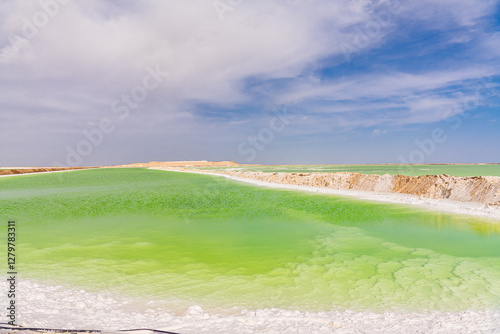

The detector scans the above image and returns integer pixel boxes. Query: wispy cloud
[0,0,499,165]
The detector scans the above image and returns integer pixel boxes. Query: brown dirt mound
[193,170,500,206]
[113,161,240,168]
[0,167,93,176]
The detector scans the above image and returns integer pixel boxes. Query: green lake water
[1,168,500,313]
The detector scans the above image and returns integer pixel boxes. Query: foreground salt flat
[157,169,500,220]
[2,280,499,334]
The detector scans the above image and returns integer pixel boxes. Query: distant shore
[0,167,94,176]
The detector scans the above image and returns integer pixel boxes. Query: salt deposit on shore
[1,280,498,334]
[156,169,500,220]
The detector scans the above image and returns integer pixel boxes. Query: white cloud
[0,0,375,107]
[372,128,387,135]
[0,0,499,165]
[274,66,499,128]
[2,0,495,118]
[395,0,498,27]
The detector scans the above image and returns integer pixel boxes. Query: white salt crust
[1,280,499,334]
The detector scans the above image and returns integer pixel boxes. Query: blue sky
[0,0,499,166]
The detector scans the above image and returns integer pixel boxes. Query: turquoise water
[194,164,500,176]
[1,168,500,313]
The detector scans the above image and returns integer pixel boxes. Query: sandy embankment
[113,160,241,168]
[209,171,500,205]
[156,168,500,219]
[131,161,500,206]
[0,167,94,176]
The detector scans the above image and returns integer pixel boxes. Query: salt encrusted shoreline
[155,169,500,220]
[1,280,498,334]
